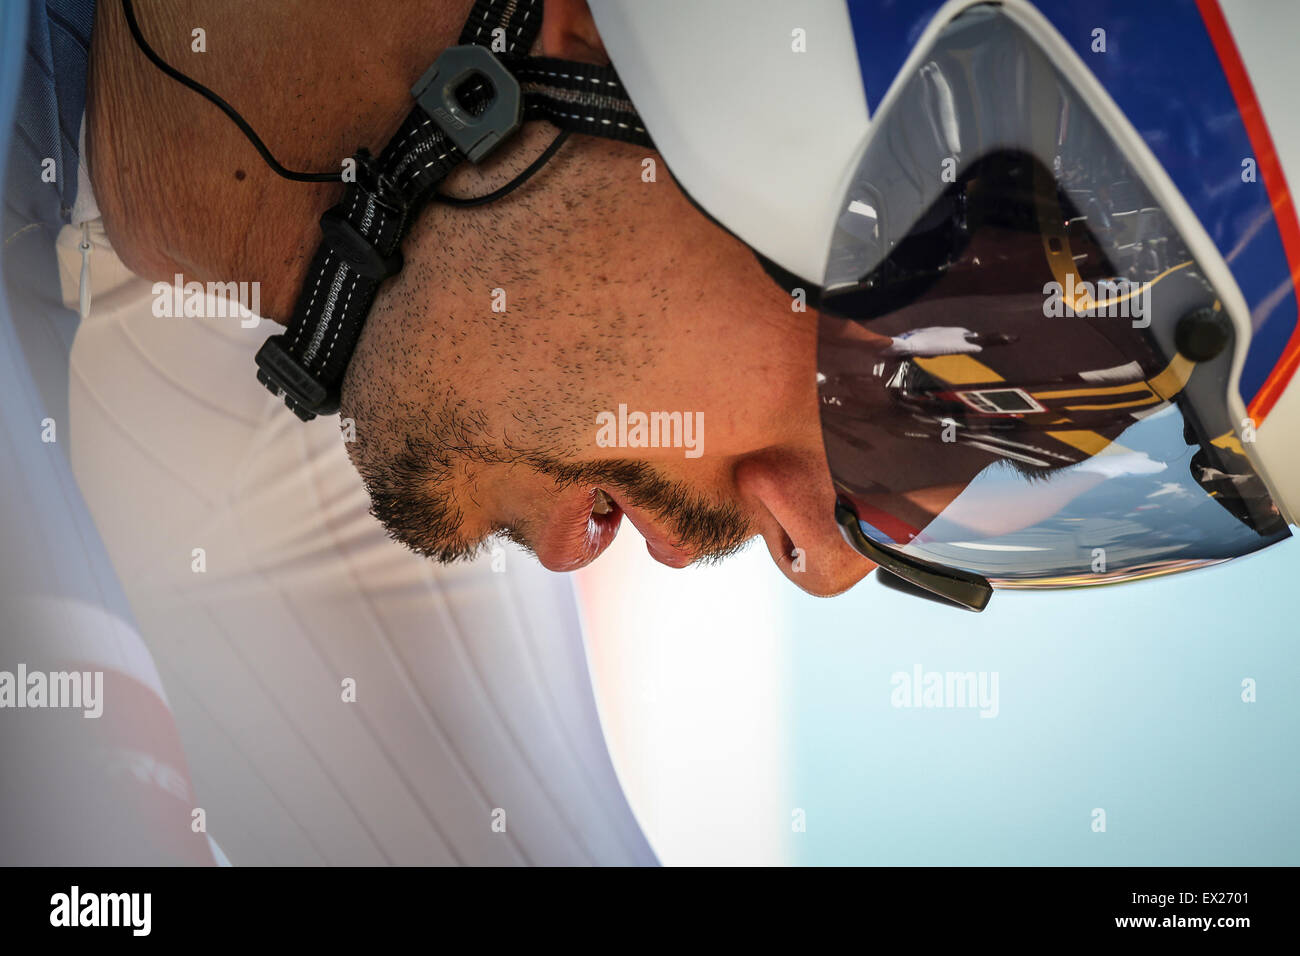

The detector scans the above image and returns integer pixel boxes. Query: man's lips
[532,486,695,572]
[533,487,624,572]
[617,494,695,568]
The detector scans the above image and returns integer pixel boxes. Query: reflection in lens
[817,4,1288,587]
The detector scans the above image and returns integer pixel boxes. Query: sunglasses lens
[817,5,1288,590]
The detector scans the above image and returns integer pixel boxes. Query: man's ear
[538,0,609,64]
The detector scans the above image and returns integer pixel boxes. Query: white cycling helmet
[594,0,1300,609]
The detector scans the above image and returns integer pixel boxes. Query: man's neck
[87,0,468,323]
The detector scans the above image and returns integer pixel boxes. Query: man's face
[340,133,875,596]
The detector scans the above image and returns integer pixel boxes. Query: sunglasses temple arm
[834,498,994,612]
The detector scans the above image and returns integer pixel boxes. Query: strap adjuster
[319,208,404,281]
[411,45,522,163]
[254,337,338,420]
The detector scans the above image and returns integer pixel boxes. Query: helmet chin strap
[126,0,650,421]
[249,0,652,420]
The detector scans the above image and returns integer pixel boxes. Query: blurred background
[577,522,1300,866]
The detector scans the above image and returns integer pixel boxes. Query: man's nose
[734,455,876,597]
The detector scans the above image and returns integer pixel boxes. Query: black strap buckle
[254,337,338,420]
